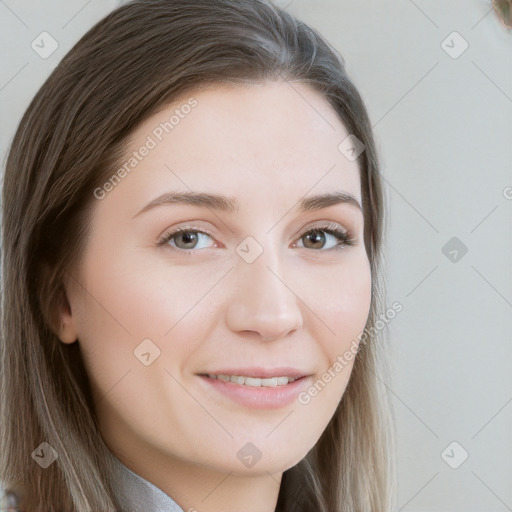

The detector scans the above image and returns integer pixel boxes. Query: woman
[0,0,397,510]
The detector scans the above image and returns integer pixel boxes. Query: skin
[56,80,372,512]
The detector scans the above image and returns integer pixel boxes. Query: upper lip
[197,367,311,379]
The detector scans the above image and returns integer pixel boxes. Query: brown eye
[302,229,328,249]
[297,225,355,251]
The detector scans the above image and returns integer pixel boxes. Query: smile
[202,374,299,387]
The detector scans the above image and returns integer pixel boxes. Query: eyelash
[157,222,356,254]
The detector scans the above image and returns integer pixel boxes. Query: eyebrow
[132,190,363,218]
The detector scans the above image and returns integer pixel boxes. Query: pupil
[181,232,196,247]
[307,230,324,248]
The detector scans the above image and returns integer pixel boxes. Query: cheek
[303,253,372,391]
[70,253,221,445]
[73,249,224,379]
[332,261,372,342]
[306,251,372,346]
[285,255,372,454]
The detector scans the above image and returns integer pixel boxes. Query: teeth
[206,374,297,387]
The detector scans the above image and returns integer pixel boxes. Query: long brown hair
[0,0,397,510]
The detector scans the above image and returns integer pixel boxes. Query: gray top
[109,453,185,512]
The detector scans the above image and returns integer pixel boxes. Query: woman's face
[59,80,371,485]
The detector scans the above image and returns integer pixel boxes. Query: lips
[197,373,312,409]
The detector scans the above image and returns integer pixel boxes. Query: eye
[295,222,356,250]
[158,227,216,251]
[157,222,356,254]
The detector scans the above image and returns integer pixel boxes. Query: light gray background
[1,1,511,511]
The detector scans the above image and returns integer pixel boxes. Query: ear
[41,262,79,344]
[56,285,78,344]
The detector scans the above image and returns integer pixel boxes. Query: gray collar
[109,453,184,512]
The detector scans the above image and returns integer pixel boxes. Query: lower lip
[197,375,310,410]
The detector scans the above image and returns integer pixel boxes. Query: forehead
[110,80,362,213]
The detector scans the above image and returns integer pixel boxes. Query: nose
[225,246,304,341]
